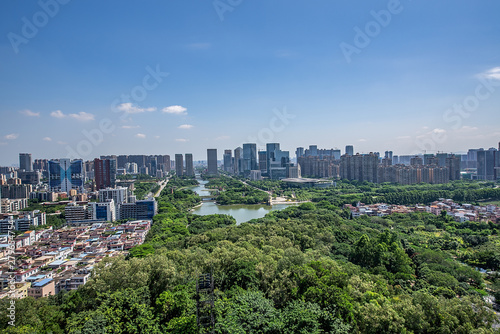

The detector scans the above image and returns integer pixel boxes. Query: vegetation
[167,176,199,189]
[134,181,160,200]
[117,174,156,181]
[1,180,500,333]
[20,199,67,229]
[206,176,269,205]
[23,199,66,214]
[250,179,500,207]
[247,179,316,201]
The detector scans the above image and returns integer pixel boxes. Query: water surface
[190,178,296,224]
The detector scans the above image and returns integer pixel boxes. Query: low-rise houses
[0,220,151,299]
[27,278,55,298]
[345,199,500,223]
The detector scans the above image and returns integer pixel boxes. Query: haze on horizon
[1,0,500,165]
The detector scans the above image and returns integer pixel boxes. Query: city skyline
[1,1,500,165]
[2,141,500,167]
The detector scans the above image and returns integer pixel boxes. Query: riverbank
[188,178,299,224]
[190,203,203,210]
[271,196,310,205]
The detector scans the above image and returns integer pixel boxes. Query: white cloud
[116,103,156,114]
[459,126,478,132]
[175,138,189,142]
[154,135,160,139]
[121,125,140,129]
[478,67,500,80]
[162,105,187,115]
[50,110,95,121]
[215,135,230,141]
[135,133,146,139]
[43,137,52,141]
[178,124,193,129]
[358,138,367,142]
[416,128,447,139]
[19,109,40,117]
[50,110,66,118]
[397,135,411,139]
[0,142,6,146]
[69,112,95,122]
[4,133,19,140]
[57,141,67,145]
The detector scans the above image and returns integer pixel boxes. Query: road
[146,178,169,199]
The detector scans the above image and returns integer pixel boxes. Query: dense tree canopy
[206,176,269,205]
[2,178,499,333]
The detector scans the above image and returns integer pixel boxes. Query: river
[190,179,297,225]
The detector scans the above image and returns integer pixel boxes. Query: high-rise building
[117,155,129,168]
[288,164,301,178]
[7,178,21,185]
[148,156,158,177]
[65,203,89,222]
[94,158,117,190]
[297,156,338,178]
[175,154,184,176]
[333,149,341,160]
[89,200,116,222]
[128,155,146,169]
[258,151,267,175]
[48,159,84,193]
[19,153,33,172]
[496,144,500,181]
[308,145,318,157]
[0,184,32,199]
[33,159,48,176]
[436,153,449,167]
[158,155,171,173]
[345,145,354,156]
[139,166,149,175]
[410,156,423,166]
[446,155,461,181]
[223,150,233,173]
[99,187,129,205]
[185,154,194,176]
[234,147,243,175]
[17,171,41,185]
[266,143,290,180]
[296,147,305,159]
[467,149,479,169]
[119,199,157,220]
[424,154,437,166]
[266,143,280,176]
[477,148,497,181]
[125,162,138,174]
[207,149,218,175]
[242,143,257,175]
[340,153,378,183]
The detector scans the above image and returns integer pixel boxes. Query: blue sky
[1,0,500,165]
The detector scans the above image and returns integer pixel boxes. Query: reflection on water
[189,178,296,225]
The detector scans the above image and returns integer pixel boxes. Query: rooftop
[32,278,53,287]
